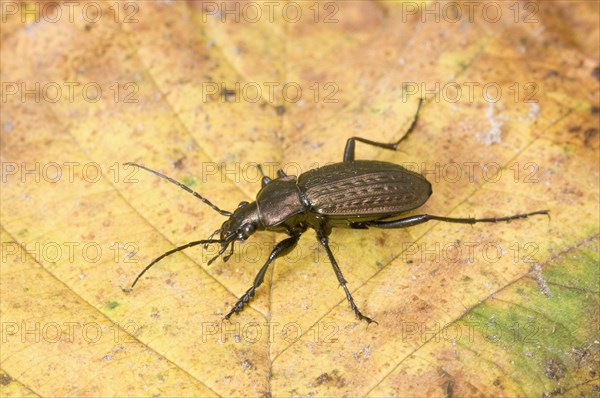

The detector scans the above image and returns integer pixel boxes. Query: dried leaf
[1,1,598,396]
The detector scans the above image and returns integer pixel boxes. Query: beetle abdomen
[298,160,431,216]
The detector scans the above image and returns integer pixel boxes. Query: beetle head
[220,201,260,243]
[204,201,261,266]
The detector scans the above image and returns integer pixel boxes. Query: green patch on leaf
[181,175,198,188]
[449,237,599,396]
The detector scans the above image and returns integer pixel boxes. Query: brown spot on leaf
[567,125,598,146]
[0,373,13,385]
[410,294,433,312]
[241,359,255,370]
[221,88,236,102]
[173,157,185,169]
[315,372,332,385]
[584,128,598,145]
[592,65,600,82]
[375,234,386,246]
[314,370,346,388]
[442,380,453,398]
[544,358,566,380]
[275,105,286,115]
[570,345,593,368]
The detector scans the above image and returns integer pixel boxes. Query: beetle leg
[255,164,273,187]
[256,163,265,178]
[277,169,287,178]
[343,98,423,162]
[316,230,378,325]
[224,234,301,320]
[353,210,549,229]
[261,176,272,187]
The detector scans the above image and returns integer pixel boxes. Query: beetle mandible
[126,99,548,324]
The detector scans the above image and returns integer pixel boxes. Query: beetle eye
[237,201,249,209]
[241,223,256,238]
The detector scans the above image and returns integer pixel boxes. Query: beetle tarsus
[348,293,378,325]
[359,313,378,325]
[224,291,253,320]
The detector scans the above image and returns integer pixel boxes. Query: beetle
[126,99,548,324]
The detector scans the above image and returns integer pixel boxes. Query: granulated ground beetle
[126,99,548,324]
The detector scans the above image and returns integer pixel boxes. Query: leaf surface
[1,1,598,396]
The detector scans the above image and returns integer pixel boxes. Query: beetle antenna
[130,239,224,288]
[125,162,233,217]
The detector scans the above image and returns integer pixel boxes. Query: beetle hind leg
[224,234,300,320]
[317,230,378,325]
[256,164,287,187]
[343,98,423,162]
[352,210,549,229]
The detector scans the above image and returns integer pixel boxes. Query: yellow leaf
[1,1,598,396]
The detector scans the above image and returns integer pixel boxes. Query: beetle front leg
[316,230,377,325]
[352,210,549,229]
[343,98,423,162]
[224,234,300,320]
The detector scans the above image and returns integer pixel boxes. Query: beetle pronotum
[126,99,548,324]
